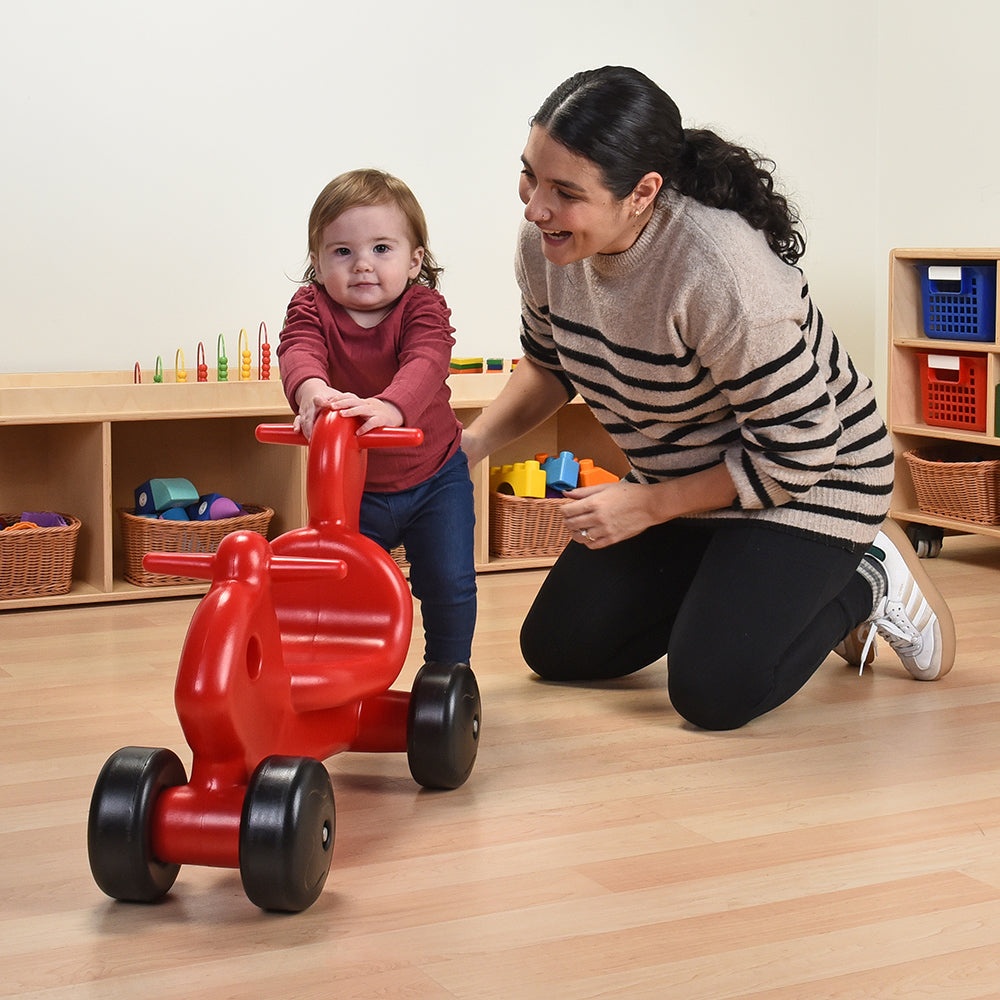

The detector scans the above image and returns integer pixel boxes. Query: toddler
[277,168,476,665]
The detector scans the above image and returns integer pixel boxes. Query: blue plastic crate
[917,263,996,342]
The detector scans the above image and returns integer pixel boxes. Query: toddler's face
[311,203,424,327]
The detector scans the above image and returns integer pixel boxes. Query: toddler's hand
[327,393,403,435]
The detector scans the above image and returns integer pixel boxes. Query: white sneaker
[832,622,878,670]
[856,519,956,681]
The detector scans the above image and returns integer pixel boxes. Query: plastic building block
[542,451,580,491]
[491,460,546,498]
[578,459,620,487]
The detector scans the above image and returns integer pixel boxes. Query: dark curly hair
[532,66,805,265]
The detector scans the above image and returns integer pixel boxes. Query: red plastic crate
[918,351,987,432]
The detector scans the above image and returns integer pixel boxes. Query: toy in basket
[0,513,81,600]
[488,452,620,558]
[119,504,274,586]
[89,411,482,913]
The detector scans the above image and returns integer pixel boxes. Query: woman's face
[518,124,640,265]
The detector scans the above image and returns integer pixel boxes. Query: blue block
[542,451,580,491]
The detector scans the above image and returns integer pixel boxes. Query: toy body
[88,412,481,912]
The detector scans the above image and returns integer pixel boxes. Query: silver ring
[580,528,590,539]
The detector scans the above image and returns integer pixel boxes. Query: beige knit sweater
[515,190,893,550]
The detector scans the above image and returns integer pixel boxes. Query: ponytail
[678,129,805,265]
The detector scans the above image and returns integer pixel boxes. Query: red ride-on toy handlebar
[88,411,482,912]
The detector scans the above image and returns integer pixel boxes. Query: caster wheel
[239,756,335,912]
[905,523,943,559]
[88,746,186,903]
[407,661,481,790]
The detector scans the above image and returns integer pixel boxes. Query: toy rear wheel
[407,661,481,790]
[239,756,336,912]
[88,746,186,903]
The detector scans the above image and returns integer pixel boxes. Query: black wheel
[905,523,944,559]
[239,756,336,912]
[88,746,186,903]
[407,661,481,790]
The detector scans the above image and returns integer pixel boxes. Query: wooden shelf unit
[887,248,1000,544]
[0,369,625,609]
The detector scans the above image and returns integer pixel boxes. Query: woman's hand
[560,463,740,548]
[559,481,656,548]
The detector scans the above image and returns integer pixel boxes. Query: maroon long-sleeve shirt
[276,282,462,491]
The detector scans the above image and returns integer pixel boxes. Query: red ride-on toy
[88,411,482,912]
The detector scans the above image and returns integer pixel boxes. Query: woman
[462,66,955,730]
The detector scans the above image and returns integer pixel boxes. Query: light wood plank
[1,534,999,999]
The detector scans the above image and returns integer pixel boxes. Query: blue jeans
[360,449,477,664]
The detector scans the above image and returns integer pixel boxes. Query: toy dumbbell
[135,478,199,515]
[186,493,242,521]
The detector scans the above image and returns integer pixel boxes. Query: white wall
[1,0,995,388]
[874,0,1000,386]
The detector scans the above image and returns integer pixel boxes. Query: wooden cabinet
[888,248,1000,552]
[0,370,625,608]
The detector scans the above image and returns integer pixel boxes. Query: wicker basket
[0,513,81,600]
[489,491,572,558]
[119,504,274,586]
[904,448,1000,525]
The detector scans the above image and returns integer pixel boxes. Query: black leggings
[519,520,873,730]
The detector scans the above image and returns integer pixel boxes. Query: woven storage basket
[904,448,1000,525]
[489,491,572,558]
[119,504,274,586]
[0,513,81,599]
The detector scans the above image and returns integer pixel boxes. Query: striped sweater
[515,190,894,551]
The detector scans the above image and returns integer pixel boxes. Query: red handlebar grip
[254,422,422,449]
[143,551,215,580]
[358,427,424,449]
[255,423,306,446]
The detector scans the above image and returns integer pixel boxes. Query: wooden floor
[2,533,1000,999]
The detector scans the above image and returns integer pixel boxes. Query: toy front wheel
[88,746,187,903]
[239,756,336,912]
[407,661,481,790]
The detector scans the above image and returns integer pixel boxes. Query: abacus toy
[217,333,229,381]
[258,321,271,380]
[239,328,252,381]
